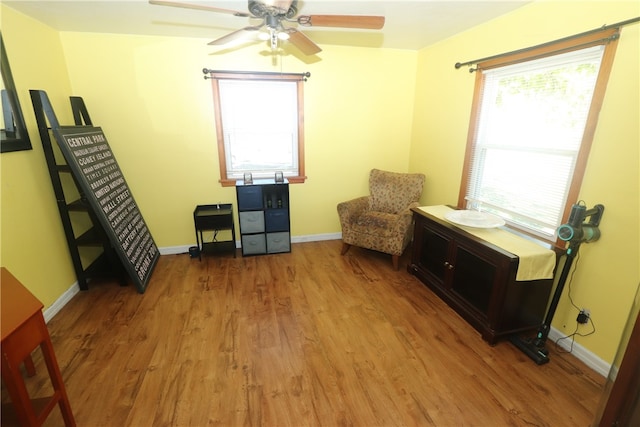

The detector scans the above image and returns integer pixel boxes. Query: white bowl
[444,210,506,228]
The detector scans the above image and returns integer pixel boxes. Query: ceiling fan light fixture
[258,27,283,50]
[150,0,383,57]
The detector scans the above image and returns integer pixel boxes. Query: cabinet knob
[444,261,454,270]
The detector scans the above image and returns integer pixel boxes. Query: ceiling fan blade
[149,0,249,17]
[208,27,262,46]
[298,15,385,30]
[285,29,322,55]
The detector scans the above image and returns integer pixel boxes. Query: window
[458,29,620,242]
[208,71,307,186]
[1,33,32,153]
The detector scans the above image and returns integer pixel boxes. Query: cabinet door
[450,245,497,316]
[417,225,451,285]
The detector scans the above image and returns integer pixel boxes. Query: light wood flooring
[3,240,605,426]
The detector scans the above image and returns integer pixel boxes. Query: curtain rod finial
[455,62,462,69]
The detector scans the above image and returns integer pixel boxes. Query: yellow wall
[0,5,78,308]
[1,5,416,304]
[410,0,640,363]
[2,1,638,365]
[57,33,417,244]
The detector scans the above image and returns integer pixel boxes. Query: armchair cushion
[369,168,426,214]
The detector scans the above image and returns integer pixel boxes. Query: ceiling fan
[148,0,385,55]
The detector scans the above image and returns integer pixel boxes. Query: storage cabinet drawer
[265,209,289,232]
[194,205,234,229]
[239,211,265,233]
[237,186,263,210]
[267,232,290,253]
[241,234,266,255]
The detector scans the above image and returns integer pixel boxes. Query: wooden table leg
[1,312,76,426]
[24,354,36,377]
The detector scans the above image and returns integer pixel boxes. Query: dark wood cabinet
[408,207,554,344]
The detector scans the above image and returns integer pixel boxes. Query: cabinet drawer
[267,232,290,253]
[195,212,233,229]
[241,234,266,255]
[239,211,265,233]
[265,209,289,232]
[237,186,263,210]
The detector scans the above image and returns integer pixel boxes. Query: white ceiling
[5,0,532,51]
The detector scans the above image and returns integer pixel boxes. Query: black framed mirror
[1,32,32,153]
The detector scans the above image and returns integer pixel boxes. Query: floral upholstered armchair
[337,169,425,270]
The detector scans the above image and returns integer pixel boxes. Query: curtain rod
[203,68,310,81]
[455,16,640,71]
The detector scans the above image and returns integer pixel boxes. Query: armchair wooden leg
[341,242,351,255]
[392,255,400,270]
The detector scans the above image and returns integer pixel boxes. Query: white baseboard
[43,233,611,378]
[292,232,341,243]
[158,245,193,255]
[548,327,611,377]
[43,281,80,323]
[158,233,342,256]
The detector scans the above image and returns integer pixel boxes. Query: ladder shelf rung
[75,227,104,246]
[67,199,90,212]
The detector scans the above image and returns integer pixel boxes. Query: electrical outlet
[577,309,590,324]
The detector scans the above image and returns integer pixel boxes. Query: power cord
[555,315,596,354]
[553,250,597,354]
[565,250,582,312]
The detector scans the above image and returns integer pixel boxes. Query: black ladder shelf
[31,91,127,290]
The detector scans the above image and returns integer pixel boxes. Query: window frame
[1,33,32,153]
[457,28,620,244]
[209,71,307,187]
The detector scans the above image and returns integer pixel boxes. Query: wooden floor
[3,240,605,426]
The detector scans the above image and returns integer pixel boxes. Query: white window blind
[465,45,605,240]
[218,79,299,180]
